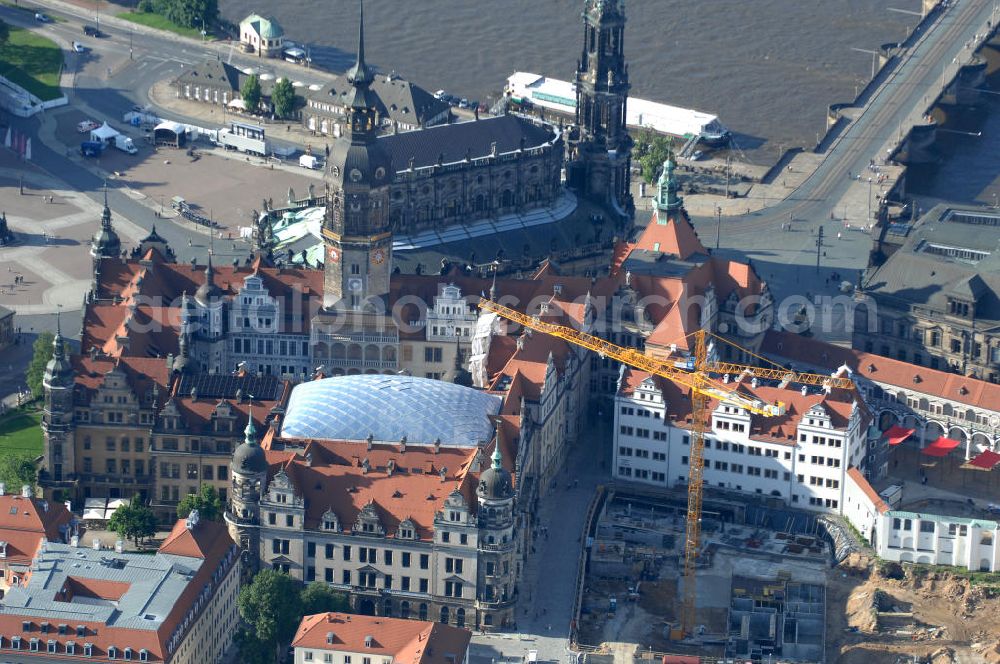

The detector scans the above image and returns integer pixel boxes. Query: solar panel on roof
[175,374,282,400]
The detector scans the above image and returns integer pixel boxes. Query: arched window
[418,603,428,621]
[400,601,410,619]
[456,608,465,627]
[440,606,449,624]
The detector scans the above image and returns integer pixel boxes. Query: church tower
[322,0,394,309]
[570,0,633,214]
[41,311,76,496]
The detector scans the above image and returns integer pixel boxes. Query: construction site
[573,488,1000,664]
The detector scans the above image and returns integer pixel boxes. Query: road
[688,0,999,317]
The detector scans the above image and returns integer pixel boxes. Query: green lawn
[0,411,43,457]
[116,12,205,39]
[0,26,63,101]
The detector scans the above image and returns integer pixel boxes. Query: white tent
[90,121,119,143]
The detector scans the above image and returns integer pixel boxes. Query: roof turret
[233,402,268,475]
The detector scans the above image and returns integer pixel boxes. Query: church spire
[101,183,112,231]
[346,0,373,87]
[244,402,257,446]
[491,442,502,470]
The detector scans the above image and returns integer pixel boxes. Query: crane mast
[477,298,854,636]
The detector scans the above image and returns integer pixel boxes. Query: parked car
[77,120,100,133]
[83,25,103,37]
[34,12,51,22]
[433,89,446,99]
[72,41,87,53]
[458,98,470,109]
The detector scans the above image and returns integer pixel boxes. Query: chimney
[367,433,374,451]
[400,436,407,453]
[751,377,759,389]
[439,467,447,482]
[92,538,100,551]
[516,336,525,351]
[20,485,30,498]
[114,540,124,553]
[41,501,48,513]
[722,374,730,384]
[70,535,79,548]
[433,439,441,454]
[801,385,808,396]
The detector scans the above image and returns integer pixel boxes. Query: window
[419,578,428,592]
[384,550,393,565]
[325,543,334,559]
[343,545,352,561]
[402,576,410,590]
[343,570,351,584]
[286,514,294,527]
[920,521,935,533]
[402,552,411,567]
[419,553,429,569]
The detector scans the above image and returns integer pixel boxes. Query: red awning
[921,436,961,457]
[884,425,915,446]
[968,449,1000,470]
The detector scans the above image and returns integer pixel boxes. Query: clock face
[349,168,363,183]
[371,248,386,265]
[327,246,340,263]
[347,278,363,293]
[375,167,386,181]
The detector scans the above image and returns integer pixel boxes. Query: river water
[220,0,919,163]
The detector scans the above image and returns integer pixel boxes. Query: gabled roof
[293,613,471,664]
[633,208,707,261]
[0,493,78,565]
[846,468,890,514]
[307,73,450,127]
[618,367,860,446]
[261,439,487,540]
[761,330,1000,412]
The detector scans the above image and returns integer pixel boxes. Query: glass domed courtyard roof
[280,375,502,446]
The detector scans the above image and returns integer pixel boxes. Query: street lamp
[715,206,722,250]
[867,177,873,222]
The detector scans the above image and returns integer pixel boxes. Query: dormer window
[948,299,971,317]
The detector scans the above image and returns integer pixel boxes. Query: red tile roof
[619,368,860,446]
[761,330,1000,411]
[292,613,471,664]
[633,208,707,260]
[847,468,890,514]
[262,439,507,540]
[0,493,77,565]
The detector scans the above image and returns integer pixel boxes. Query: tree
[271,78,296,119]
[160,0,217,29]
[25,332,55,399]
[177,485,222,521]
[634,128,673,186]
[241,74,261,115]
[300,583,350,616]
[0,454,37,493]
[233,627,272,664]
[108,496,157,547]
[238,570,303,659]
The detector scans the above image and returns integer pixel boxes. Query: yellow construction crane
[478,298,854,637]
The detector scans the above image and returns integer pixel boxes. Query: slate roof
[307,73,450,128]
[379,115,557,172]
[863,205,1000,324]
[172,59,242,92]
[0,519,234,661]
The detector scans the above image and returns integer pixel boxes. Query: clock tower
[322,0,394,309]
